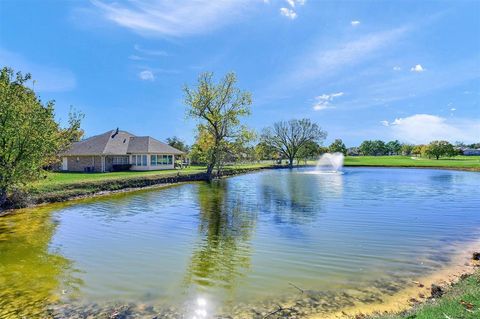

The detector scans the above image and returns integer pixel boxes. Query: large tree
[261,119,327,167]
[359,140,387,156]
[184,72,252,180]
[425,140,455,159]
[386,140,402,155]
[0,67,82,207]
[328,138,347,155]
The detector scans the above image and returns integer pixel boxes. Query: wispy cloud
[134,44,167,57]
[313,92,344,111]
[384,114,480,144]
[410,64,425,72]
[0,48,76,92]
[90,0,257,37]
[351,20,360,26]
[280,7,297,19]
[139,70,155,81]
[279,0,305,19]
[334,57,479,110]
[393,66,402,71]
[286,26,409,85]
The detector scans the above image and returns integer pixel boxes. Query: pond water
[1,167,479,318]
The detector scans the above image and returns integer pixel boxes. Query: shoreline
[315,238,480,319]
[1,164,478,215]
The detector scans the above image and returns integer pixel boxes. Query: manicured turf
[344,155,480,170]
[28,162,276,192]
[373,270,480,319]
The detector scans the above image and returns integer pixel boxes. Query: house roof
[127,136,184,155]
[62,129,184,156]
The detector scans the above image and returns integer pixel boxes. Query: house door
[62,157,68,171]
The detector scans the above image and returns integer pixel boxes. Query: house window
[149,155,173,166]
[131,155,147,166]
[112,156,129,165]
[151,154,157,166]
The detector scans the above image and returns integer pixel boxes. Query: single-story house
[60,129,184,172]
[462,148,480,156]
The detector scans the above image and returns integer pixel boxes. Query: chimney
[111,127,119,138]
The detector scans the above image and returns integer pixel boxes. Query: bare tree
[261,119,327,167]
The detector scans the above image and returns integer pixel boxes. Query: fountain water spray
[315,152,344,172]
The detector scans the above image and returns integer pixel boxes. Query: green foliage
[359,140,387,156]
[254,141,278,161]
[424,140,455,160]
[401,144,414,156]
[298,140,322,163]
[386,140,402,155]
[166,136,189,153]
[0,67,82,206]
[329,138,347,155]
[184,72,252,179]
[261,118,327,167]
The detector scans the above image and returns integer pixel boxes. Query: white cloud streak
[351,20,360,26]
[286,26,409,85]
[313,92,344,111]
[134,44,167,57]
[90,0,256,37]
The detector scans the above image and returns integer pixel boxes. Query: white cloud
[380,120,390,126]
[134,44,167,57]
[450,107,456,111]
[410,64,425,72]
[90,0,255,37]
[351,20,360,26]
[313,92,344,111]
[0,49,76,92]
[139,70,155,81]
[386,114,480,144]
[286,0,296,8]
[280,7,297,19]
[393,66,401,71]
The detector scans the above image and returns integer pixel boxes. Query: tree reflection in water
[0,206,80,319]
[183,180,256,300]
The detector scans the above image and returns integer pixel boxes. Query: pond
[1,167,479,318]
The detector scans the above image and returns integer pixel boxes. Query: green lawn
[28,162,277,193]
[373,270,480,319]
[344,155,480,170]
[31,166,206,189]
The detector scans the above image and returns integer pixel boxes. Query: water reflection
[183,181,255,300]
[258,170,344,225]
[0,207,79,318]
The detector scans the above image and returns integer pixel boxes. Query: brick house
[60,129,184,172]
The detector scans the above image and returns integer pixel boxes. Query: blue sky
[0,0,479,146]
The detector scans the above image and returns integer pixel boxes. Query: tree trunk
[206,163,215,181]
[0,188,7,209]
[288,157,294,167]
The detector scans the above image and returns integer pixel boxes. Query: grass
[344,155,480,170]
[372,269,480,319]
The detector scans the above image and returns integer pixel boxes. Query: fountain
[315,152,344,172]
